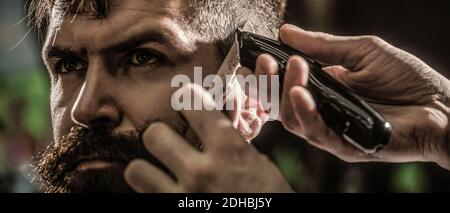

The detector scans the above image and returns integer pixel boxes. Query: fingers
[179,83,244,149]
[285,56,309,87]
[255,54,279,76]
[289,86,329,141]
[289,86,363,161]
[142,122,201,176]
[253,32,366,159]
[254,54,310,130]
[254,54,279,100]
[125,159,181,193]
[279,56,310,130]
[254,54,280,120]
[322,65,357,90]
[280,24,385,70]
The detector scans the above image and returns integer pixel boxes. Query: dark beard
[33,122,187,193]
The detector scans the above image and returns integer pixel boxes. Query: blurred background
[0,0,449,192]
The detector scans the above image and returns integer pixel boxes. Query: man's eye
[129,49,160,66]
[56,58,87,74]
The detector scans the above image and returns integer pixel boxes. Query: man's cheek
[50,106,68,145]
[50,85,75,144]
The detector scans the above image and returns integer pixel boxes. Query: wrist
[438,104,450,171]
[442,123,450,170]
[434,71,450,107]
[425,73,450,170]
[429,70,450,170]
[441,77,450,170]
[436,102,450,171]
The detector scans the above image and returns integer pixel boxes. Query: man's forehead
[45,0,194,52]
[51,0,184,18]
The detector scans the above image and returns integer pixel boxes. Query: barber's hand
[124,84,293,192]
[256,24,450,170]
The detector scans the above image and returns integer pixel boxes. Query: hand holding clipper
[236,29,392,154]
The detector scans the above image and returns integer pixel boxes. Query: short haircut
[28,0,286,58]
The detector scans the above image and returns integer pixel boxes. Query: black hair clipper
[236,29,391,154]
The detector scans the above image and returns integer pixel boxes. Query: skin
[256,24,450,170]
[43,0,292,192]
[43,0,217,143]
[42,0,450,193]
[124,22,450,192]
[125,84,293,192]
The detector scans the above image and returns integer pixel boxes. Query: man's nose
[71,63,121,129]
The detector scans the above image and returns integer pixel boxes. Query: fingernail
[288,57,301,70]
[257,54,278,75]
[287,56,306,75]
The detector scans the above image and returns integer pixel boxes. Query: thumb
[322,65,360,90]
[280,24,384,70]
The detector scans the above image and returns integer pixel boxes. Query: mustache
[34,121,187,192]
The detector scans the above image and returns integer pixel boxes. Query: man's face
[38,0,222,192]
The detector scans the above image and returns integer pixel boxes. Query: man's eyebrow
[43,30,182,60]
[44,47,87,59]
[102,30,177,53]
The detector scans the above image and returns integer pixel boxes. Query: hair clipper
[236,29,391,154]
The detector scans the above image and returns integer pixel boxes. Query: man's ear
[229,67,268,142]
